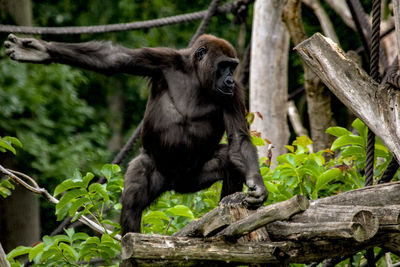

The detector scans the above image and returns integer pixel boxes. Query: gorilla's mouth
[217,86,234,96]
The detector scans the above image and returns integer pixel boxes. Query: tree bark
[393,0,400,68]
[0,0,32,26]
[0,0,40,253]
[294,33,400,162]
[250,0,290,164]
[283,0,336,153]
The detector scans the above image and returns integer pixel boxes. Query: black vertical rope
[365,0,381,188]
[189,0,222,47]
[346,0,388,68]
[378,157,400,184]
[364,1,381,266]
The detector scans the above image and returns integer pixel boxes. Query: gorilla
[5,33,268,235]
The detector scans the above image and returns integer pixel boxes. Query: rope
[364,0,381,188]
[189,0,222,47]
[346,0,388,68]
[377,157,400,184]
[0,3,234,35]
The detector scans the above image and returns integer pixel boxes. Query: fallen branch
[294,33,400,162]
[0,164,121,241]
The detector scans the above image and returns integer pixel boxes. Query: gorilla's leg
[120,152,166,235]
[174,145,245,198]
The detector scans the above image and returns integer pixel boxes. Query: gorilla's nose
[224,77,234,87]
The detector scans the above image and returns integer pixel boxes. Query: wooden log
[267,221,371,242]
[121,233,295,266]
[216,195,309,240]
[294,33,400,163]
[174,192,269,240]
[120,232,400,266]
[313,182,400,206]
[290,205,379,241]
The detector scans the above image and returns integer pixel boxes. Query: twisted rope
[0,3,233,35]
[364,0,381,187]
[189,0,222,47]
[377,157,400,184]
[346,0,388,68]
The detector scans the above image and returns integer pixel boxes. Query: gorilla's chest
[142,91,224,168]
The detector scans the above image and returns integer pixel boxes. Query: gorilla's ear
[195,47,207,61]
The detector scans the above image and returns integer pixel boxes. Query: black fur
[5,34,268,235]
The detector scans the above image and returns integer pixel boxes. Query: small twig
[164,217,175,235]
[0,164,121,241]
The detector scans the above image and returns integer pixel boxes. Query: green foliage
[0,136,21,198]
[7,164,123,266]
[261,119,397,205]
[142,183,221,235]
[7,228,120,267]
[54,164,123,233]
[0,136,22,155]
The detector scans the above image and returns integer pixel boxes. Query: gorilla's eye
[196,47,207,61]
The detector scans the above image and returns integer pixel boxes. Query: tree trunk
[283,0,336,153]
[250,0,290,165]
[295,33,400,162]
[0,0,40,253]
[0,0,32,26]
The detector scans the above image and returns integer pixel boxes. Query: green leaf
[352,118,367,138]
[331,135,365,151]
[7,246,31,260]
[68,196,90,217]
[342,146,365,158]
[59,242,78,261]
[101,164,113,181]
[167,205,194,219]
[326,127,352,137]
[265,181,279,194]
[0,140,16,154]
[112,164,121,174]
[313,168,341,199]
[251,136,265,146]
[293,136,312,148]
[54,179,83,196]
[56,188,87,214]
[82,172,95,188]
[3,137,22,148]
[28,242,44,262]
[89,183,109,202]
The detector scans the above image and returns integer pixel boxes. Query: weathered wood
[216,195,309,240]
[120,233,400,266]
[314,182,400,206]
[173,192,269,240]
[121,233,295,265]
[290,205,379,241]
[267,221,370,242]
[294,33,400,162]
[393,0,400,68]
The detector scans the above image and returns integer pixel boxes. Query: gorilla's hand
[5,34,50,63]
[245,173,268,208]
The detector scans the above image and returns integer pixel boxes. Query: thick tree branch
[294,33,400,163]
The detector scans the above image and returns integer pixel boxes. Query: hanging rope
[364,0,381,188]
[0,2,234,35]
[189,0,222,46]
